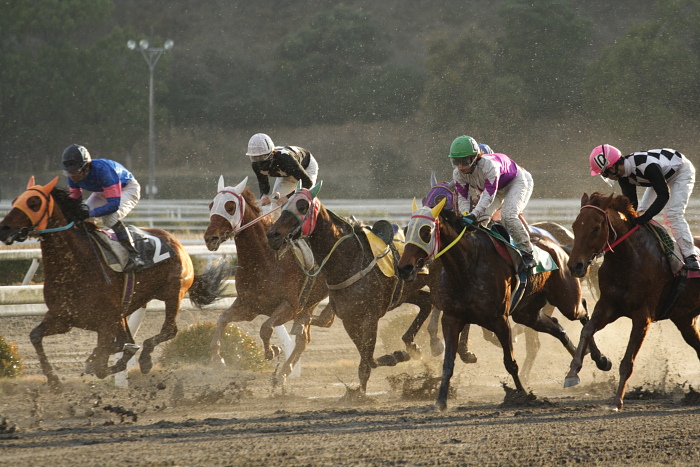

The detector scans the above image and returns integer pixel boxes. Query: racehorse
[265,182,434,393]
[204,176,332,384]
[565,192,700,411]
[0,177,226,391]
[397,198,611,410]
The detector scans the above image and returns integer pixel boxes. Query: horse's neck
[234,214,276,265]
[437,222,480,277]
[39,214,95,276]
[308,208,365,277]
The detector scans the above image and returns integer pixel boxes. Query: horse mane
[240,187,261,217]
[439,206,464,233]
[51,186,93,226]
[588,191,637,219]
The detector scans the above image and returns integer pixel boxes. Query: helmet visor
[450,156,476,167]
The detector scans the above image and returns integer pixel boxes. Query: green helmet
[449,135,479,158]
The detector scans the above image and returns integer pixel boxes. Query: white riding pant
[86,178,141,229]
[265,155,319,220]
[478,167,535,254]
[638,161,696,258]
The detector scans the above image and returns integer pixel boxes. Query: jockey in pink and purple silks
[449,135,537,271]
[61,144,145,272]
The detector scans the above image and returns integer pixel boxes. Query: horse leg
[309,303,335,327]
[457,324,477,363]
[260,300,294,361]
[342,316,379,393]
[436,313,466,411]
[611,317,651,411]
[29,318,72,392]
[520,327,540,386]
[108,325,139,375]
[564,300,616,388]
[139,299,180,374]
[671,314,700,360]
[400,290,432,359]
[210,300,258,367]
[427,307,445,357]
[491,316,525,393]
[275,321,311,387]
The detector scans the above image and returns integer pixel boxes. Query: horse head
[0,176,60,244]
[397,197,447,281]
[266,181,323,251]
[568,191,637,277]
[423,172,457,212]
[204,175,250,251]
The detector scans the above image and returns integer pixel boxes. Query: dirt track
[2,294,700,466]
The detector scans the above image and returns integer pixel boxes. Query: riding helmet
[61,144,92,171]
[449,136,480,158]
[246,133,274,157]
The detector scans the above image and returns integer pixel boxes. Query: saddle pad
[489,235,557,275]
[92,226,176,273]
[647,220,700,278]
[363,226,419,278]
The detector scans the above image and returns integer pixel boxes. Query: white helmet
[246,133,274,157]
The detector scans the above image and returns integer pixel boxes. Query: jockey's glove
[75,203,91,221]
[462,213,478,231]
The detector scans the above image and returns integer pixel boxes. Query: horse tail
[188,260,231,308]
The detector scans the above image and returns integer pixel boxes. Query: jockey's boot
[683,255,700,271]
[520,251,538,272]
[113,221,146,272]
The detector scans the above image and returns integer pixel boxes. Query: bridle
[9,186,75,242]
[580,204,640,261]
[405,204,466,266]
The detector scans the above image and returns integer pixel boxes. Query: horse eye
[419,225,432,243]
[592,225,600,233]
[225,201,237,216]
[26,196,42,212]
[296,199,309,214]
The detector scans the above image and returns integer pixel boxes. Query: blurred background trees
[1,0,699,199]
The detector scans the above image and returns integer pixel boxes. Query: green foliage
[0,337,23,378]
[583,20,699,138]
[498,0,591,116]
[421,30,528,133]
[160,322,267,371]
[271,4,422,124]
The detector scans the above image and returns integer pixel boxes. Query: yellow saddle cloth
[363,225,430,278]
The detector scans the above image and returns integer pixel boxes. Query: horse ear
[430,197,447,218]
[218,175,225,192]
[233,176,248,194]
[430,172,438,187]
[601,193,614,210]
[43,176,59,194]
[295,180,303,192]
[412,197,418,213]
[580,193,590,207]
[27,176,36,189]
[309,180,323,198]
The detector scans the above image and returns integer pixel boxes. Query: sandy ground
[2,292,700,466]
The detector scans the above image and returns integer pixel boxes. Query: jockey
[450,135,537,271]
[589,144,699,270]
[246,133,319,208]
[61,144,145,272]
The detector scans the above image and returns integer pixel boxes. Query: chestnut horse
[266,183,434,393]
[204,176,332,384]
[397,199,611,410]
[565,192,700,411]
[0,177,225,390]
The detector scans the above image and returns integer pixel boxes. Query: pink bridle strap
[581,204,641,256]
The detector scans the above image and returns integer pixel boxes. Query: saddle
[92,225,175,273]
[485,222,557,276]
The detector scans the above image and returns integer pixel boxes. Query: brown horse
[204,176,332,384]
[0,177,225,390]
[266,183,434,393]
[397,199,611,410]
[565,192,700,410]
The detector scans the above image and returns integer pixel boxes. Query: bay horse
[397,198,611,410]
[204,176,332,385]
[0,177,226,391]
[265,182,434,394]
[565,192,700,411]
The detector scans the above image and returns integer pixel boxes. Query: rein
[581,204,641,258]
[31,221,75,236]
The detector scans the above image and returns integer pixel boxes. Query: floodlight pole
[127,39,174,199]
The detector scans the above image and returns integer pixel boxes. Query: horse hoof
[563,376,580,388]
[430,339,445,357]
[459,351,477,364]
[434,401,447,412]
[596,356,613,372]
[405,343,421,360]
[48,377,63,393]
[140,360,153,374]
[84,361,96,375]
